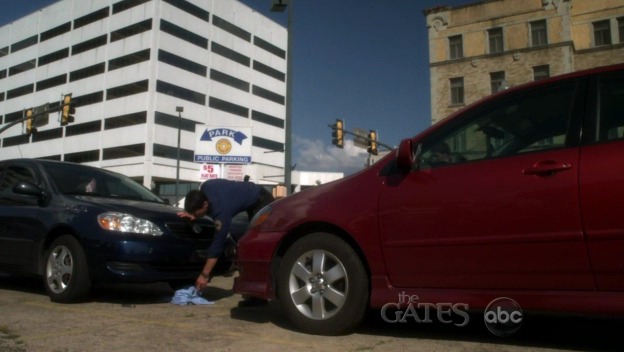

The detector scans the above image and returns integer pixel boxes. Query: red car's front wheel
[277,232,369,335]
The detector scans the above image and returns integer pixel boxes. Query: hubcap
[288,250,348,320]
[46,245,73,294]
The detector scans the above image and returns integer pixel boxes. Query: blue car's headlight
[97,212,163,236]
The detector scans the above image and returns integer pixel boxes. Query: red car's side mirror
[396,138,417,172]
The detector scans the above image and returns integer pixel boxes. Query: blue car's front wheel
[43,235,91,303]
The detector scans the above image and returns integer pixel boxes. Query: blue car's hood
[68,195,184,220]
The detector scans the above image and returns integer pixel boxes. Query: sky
[0,0,472,175]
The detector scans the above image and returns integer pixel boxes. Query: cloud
[293,135,369,175]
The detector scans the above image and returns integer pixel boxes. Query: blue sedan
[0,158,233,302]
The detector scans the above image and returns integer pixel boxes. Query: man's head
[184,190,210,220]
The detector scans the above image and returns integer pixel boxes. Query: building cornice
[429,41,575,68]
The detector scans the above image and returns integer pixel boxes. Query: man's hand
[195,273,210,291]
[177,211,196,221]
[195,258,218,291]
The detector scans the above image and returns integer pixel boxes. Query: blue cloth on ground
[171,286,214,305]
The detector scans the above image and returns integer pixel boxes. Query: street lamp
[175,106,184,206]
[271,0,293,195]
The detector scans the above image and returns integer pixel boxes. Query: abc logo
[484,297,523,337]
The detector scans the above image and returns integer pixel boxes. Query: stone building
[425,0,624,124]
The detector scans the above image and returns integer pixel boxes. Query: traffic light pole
[0,115,32,136]
[0,107,50,135]
[0,97,75,136]
[327,124,394,151]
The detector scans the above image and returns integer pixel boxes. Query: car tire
[277,233,369,335]
[43,235,91,303]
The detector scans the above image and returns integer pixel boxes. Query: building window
[155,181,197,203]
[40,22,71,42]
[113,0,151,14]
[449,35,463,59]
[252,85,285,105]
[488,27,504,54]
[162,0,209,22]
[102,144,145,160]
[490,71,506,94]
[38,48,70,66]
[74,7,110,29]
[450,77,464,105]
[73,91,105,107]
[618,17,624,43]
[63,150,100,164]
[154,111,196,131]
[7,84,34,100]
[208,97,248,118]
[65,121,102,137]
[158,49,206,76]
[32,128,63,143]
[212,15,251,42]
[105,111,147,130]
[3,111,24,123]
[251,110,284,129]
[153,143,194,162]
[107,80,149,100]
[11,35,38,53]
[253,61,285,81]
[2,134,30,147]
[211,42,250,67]
[533,65,550,81]
[210,69,249,92]
[156,80,206,105]
[593,20,612,46]
[253,36,285,59]
[70,63,106,82]
[9,60,36,76]
[160,19,208,49]
[37,74,67,91]
[108,49,150,71]
[64,150,100,163]
[252,136,284,152]
[110,19,152,42]
[530,20,548,46]
[72,35,108,55]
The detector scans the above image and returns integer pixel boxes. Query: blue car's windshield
[43,162,165,203]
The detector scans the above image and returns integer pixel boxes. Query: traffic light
[367,130,378,155]
[61,94,75,126]
[25,109,36,135]
[331,119,344,148]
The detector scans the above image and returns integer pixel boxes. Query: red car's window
[419,80,578,169]
[596,73,624,142]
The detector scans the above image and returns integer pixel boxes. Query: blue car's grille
[165,222,214,240]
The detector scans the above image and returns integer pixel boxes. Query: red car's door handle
[523,161,572,176]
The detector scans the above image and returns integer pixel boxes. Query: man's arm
[195,217,232,290]
[195,257,218,290]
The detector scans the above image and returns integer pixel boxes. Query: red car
[233,63,624,335]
